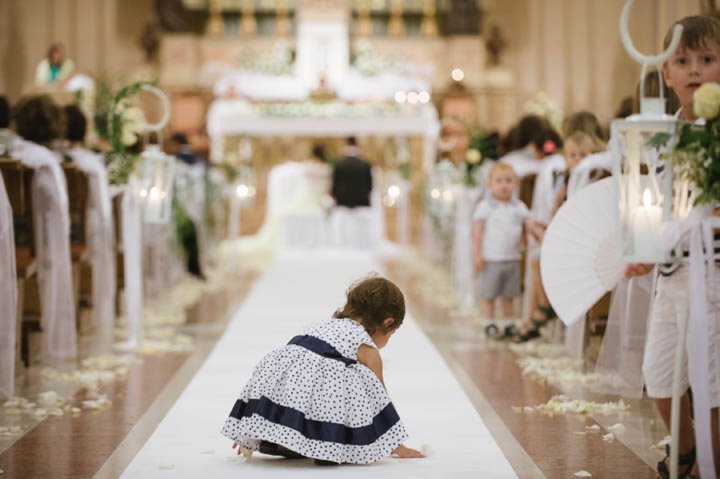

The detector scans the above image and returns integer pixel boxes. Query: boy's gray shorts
[476,260,521,300]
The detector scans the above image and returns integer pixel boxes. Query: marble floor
[0,251,668,479]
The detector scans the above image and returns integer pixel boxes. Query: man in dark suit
[331,137,373,208]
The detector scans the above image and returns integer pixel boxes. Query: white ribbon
[114,184,143,350]
[0,175,17,397]
[12,139,76,360]
[452,186,482,308]
[688,214,720,479]
[69,148,116,350]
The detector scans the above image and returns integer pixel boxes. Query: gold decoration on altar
[206,0,224,36]
[388,0,405,37]
[309,75,338,101]
[241,0,258,36]
[357,0,372,36]
[420,0,438,37]
[275,0,291,36]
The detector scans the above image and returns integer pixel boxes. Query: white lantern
[133,84,175,224]
[138,145,176,223]
[612,0,687,263]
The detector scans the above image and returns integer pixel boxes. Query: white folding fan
[540,177,625,325]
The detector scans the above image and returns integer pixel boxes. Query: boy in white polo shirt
[473,163,529,326]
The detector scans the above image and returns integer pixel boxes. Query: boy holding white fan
[625,15,720,479]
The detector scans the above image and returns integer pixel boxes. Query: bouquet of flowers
[463,130,498,187]
[671,82,720,206]
[523,91,562,132]
[96,81,150,184]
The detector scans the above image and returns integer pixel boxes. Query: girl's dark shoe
[258,441,304,459]
[314,459,341,466]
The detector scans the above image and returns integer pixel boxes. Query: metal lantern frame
[134,85,176,224]
[611,117,678,263]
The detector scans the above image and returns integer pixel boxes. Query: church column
[388,0,405,37]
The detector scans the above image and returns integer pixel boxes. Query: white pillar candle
[632,188,664,260]
[145,186,164,222]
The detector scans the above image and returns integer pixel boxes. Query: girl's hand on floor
[391,444,426,458]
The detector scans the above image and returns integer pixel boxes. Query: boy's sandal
[504,324,519,338]
[530,305,557,328]
[657,445,696,479]
[537,304,557,319]
[259,441,304,459]
[510,325,541,343]
[484,323,502,338]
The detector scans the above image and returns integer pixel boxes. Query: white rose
[693,82,720,120]
[465,149,482,165]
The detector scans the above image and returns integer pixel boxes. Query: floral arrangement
[523,91,562,132]
[96,81,150,184]
[463,129,499,187]
[673,83,720,206]
[351,41,395,77]
[238,43,295,76]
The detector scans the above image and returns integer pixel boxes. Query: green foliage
[96,80,156,184]
[674,120,720,206]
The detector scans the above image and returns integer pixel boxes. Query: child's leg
[531,259,550,311]
[499,297,514,318]
[479,299,494,319]
[655,395,696,457]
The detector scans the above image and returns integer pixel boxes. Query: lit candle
[632,188,663,260]
[146,186,164,222]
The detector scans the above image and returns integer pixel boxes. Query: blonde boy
[473,163,528,322]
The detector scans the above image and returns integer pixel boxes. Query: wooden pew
[0,157,39,367]
[61,163,90,331]
[519,173,537,209]
[112,192,124,316]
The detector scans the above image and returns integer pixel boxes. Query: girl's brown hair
[333,276,405,335]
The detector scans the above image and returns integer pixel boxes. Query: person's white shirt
[499,145,542,179]
[473,196,529,261]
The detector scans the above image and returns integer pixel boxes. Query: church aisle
[116,251,522,478]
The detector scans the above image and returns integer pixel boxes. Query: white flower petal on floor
[574,471,592,478]
[607,423,625,435]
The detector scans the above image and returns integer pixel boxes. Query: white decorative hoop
[138,84,171,132]
[620,0,683,113]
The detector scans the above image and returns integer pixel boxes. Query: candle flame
[642,188,653,208]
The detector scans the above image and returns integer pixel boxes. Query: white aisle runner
[120,252,518,478]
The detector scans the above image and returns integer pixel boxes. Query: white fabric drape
[688,215,720,479]
[451,186,482,308]
[593,275,653,398]
[0,173,17,398]
[112,184,143,349]
[567,151,613,199]
[12,139,76,360]
[68,148,115,350]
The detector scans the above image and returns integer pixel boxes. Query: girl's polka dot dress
[220,317,408,464]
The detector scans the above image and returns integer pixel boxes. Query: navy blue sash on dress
[228,397,401,446]
[226,334,401,445]
[287,334,357,366]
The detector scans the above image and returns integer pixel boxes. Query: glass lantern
[137,145,176,224]
[612,0,688,263]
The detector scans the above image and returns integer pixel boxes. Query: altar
[207,99,440,169]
